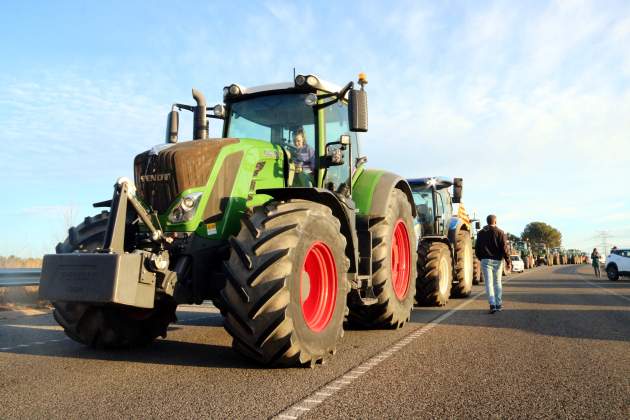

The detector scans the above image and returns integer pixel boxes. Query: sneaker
[496,305,502,312]
[489,305,497,314]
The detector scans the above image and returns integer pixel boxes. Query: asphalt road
[1,265,628,419]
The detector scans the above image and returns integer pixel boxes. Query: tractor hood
[133,138,239,214]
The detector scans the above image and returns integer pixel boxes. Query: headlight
[168,192,203,224]
[223,87,229,97]
[229,84,241,95]
[295,75,306,86]
[304,93,317,106]
[306,75,319,87]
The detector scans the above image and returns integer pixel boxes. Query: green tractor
[532,243,553,266]
[407,177,474,306]
[39,74,419,367]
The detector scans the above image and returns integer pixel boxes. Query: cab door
[435,190,448,236]
[322,101,357,193]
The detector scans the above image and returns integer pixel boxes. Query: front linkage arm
[103,177,172,254]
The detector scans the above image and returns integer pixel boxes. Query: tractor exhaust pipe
[192,88,208,140]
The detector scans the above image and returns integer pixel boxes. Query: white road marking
[0,324,63,331]
[0,310,217,353]
[270,271,532,420]
[0,337,70,352]
[272,270,531,419]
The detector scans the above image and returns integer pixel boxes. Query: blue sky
[1,0,629,257]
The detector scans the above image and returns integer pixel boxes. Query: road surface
[1,265,628,419]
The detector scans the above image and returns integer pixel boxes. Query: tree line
[0,256,43,268]
[506,221,562,248]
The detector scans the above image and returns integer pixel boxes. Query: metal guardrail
[0,269,41,287]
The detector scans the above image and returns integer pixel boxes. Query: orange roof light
[358,72,367,83]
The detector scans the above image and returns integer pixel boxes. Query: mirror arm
[174,103,194,112]
[337,81,354,100]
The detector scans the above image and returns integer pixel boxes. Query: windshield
[511,256,521,261]
[227,93,316,147]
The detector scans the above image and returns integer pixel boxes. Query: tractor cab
[407,177,462,237]
[168,74,368,195]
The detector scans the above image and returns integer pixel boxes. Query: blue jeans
[481,259,503,307]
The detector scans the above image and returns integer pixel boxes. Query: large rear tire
[451,230,473,298]
[52,211,177,348]
[221,200,349,366]
[346,189,417,329]
[415,241,453,306]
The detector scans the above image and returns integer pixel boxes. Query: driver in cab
[290,128,315,186]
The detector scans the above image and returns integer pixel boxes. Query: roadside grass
[0,286,50,311]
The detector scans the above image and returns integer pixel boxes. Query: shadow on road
[1,310,271,370]
[429,308,630,343]
[427,265,630,342]
[499,292,630,307]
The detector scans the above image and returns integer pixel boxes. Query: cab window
[412,189,435,235]
[323,101,357,191]
[438,190,452,220]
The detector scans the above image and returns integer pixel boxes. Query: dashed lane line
[272,270,530,420]
[0,314,218,353]
[0,337,69,352]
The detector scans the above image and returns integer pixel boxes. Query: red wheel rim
[391,219,411,300]
[300,241,338,332]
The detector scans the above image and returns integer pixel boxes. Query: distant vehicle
[510,255,525,273]
[605,249,630,280]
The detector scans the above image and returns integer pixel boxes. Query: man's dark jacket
[475,225,510,264]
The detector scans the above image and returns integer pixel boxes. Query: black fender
[367,172,417,218]
[257,187,358,274]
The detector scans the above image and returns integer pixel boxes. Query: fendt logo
[140,173,172,182]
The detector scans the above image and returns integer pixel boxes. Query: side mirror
[475,221,481,230]
[452,177,463,203]
[212,104,225,118]
[348,89,368,132]
[321,144,345,167]
[166,109,179,143]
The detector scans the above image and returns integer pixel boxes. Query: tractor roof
[407,177,453,191]
[233,78,343,96]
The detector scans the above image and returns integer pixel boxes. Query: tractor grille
[133,139,239,214]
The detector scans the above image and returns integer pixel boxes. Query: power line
[594,230,614,256]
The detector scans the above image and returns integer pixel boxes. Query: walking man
[475,215,511,314]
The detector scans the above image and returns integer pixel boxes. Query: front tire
[451,230,473,297]
[347,189,417,329]
[52,211,176,348]
[221,200,349,366]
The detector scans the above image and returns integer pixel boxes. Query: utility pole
[595,230,612,256]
